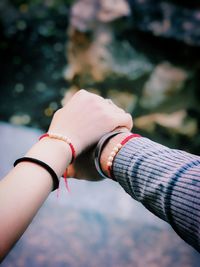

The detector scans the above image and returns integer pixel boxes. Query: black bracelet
[94,131,124,180]
[14,157,59,191]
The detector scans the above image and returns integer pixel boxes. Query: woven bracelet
[39,132,76,164]
[107,133,141,179]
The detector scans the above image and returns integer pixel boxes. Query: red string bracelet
[107,133,141,179]
[39,133,76,164]
[39,132,76,193]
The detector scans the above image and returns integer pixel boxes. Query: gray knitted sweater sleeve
[113,137,200,252]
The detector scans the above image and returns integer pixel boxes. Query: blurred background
[0,0,200,266]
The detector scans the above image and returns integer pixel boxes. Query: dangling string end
[63,169,70,192]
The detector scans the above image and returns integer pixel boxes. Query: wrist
[25,138,72,178]
[100,132,132,178]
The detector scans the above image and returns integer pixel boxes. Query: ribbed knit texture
[113,137,200,252]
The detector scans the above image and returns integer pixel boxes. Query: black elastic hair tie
[14,157,59,191]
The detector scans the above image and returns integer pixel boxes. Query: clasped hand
[48,89,133,180]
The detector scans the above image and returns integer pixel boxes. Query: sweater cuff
[112,137,168,200]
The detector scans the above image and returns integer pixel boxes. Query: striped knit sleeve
[113,137,200,252]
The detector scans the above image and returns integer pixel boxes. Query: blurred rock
[65,26,112,82]
[107,89,137,112]
[70,0,130,31]
[109,41,152,80]
[141,62,188,108]
[63,0,200,155]
[135,110,197,137]
[65,0,152,84]
[128,0,200,46]
[98,0,130,22]
[9,114,31,126]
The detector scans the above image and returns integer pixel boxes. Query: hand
[67,146,102,181]
[48,90,133,156]
[68,127,130,181]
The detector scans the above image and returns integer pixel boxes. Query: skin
[0,90,133,261]
[70,128,131,180]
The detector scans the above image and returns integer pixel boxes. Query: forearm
[0,90,133,260]
[0,138,71,260]
[100,134,200,251]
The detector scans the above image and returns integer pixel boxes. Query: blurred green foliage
[0,0,71,128]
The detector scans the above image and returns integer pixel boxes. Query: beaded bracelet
[39,132,76,164]
[94,131,125,180]
[107,133,141,178]
[39,132,76,192]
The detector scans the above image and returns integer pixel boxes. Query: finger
[114,126,130,132]
[113,113,133,131]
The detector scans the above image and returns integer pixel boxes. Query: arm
[100,133,200,252]
[0,90,132,261]
[0,138,71,260]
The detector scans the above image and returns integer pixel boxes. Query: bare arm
[0,138,71,259]
[0,90,132,261]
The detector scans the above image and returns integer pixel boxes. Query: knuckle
[121,108,126,113]
[77,89,95,103]
[126,113,133,127]
[53,108,62,118]
[77,89,88,98]
[74,89,87,99]
[127,113,132,120]
[78,89,86,94]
